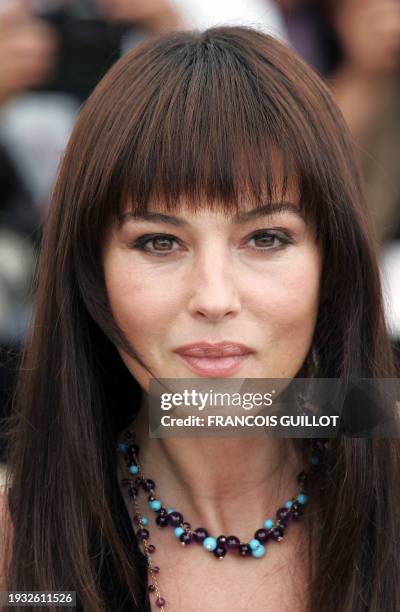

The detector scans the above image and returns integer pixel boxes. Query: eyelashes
[130,234,180,256]
[130,230,294,257]
[248,230,293,250]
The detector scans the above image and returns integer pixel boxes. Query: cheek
[103,254,181,338]
[247,249,321,339]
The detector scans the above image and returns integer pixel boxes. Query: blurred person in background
[331,0,400,243]
[276,0,400,244]
[274,0,337,75]
[276,0,400,360]
[331,0,400,348]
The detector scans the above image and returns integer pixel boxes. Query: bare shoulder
[0,484,13,591]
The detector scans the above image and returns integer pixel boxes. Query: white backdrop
[170,0,287,42]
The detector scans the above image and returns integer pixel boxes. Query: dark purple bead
[148,544,156,553]
[290,501,304,521]
[182,521,191,530]
[168,511,183,527]
[239,543,251,557]
[158,507,168,516]
[216,535,227,546]
[124,431,137,444]
[137,528,150,540]
[271,526,284,541]
[291,510,302,520]
[155,514,169,527]
[155,597,166,608]
[148,495,156,502]
[311,438,326,451]
[148,584,156,593]
[179,532,193,545]
[213,545,226,559]
[297,471,307,484]
[226,535,240,551]
[142,478,155,492]
[276,507,291,526]
[193,528,208,543]
[152,566,160,574]
[254,528,269,543]
[128,444,139,457]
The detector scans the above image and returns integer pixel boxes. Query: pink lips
[174,342,254,377]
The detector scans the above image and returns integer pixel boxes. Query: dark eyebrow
[118,211,187,228]
[233,202,303,223]
[118,202,303,228]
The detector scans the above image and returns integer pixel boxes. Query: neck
[126,398,305,537]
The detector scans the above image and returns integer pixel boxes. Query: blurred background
[0,0,399,474]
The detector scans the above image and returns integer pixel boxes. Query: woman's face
[102,191,322,389]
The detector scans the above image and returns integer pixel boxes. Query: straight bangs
[111,42,303,221]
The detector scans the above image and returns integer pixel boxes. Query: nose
[187,248,241,322]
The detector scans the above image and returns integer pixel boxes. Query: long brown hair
[3,26,400,611]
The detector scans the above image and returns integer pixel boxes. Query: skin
[102,189,322,609]
[98,0,181,33]
[0,1,58,104]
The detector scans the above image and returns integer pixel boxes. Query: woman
[1,26,400,612]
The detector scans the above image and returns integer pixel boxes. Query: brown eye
[150,237,174,251]
[252,234,276,248]
[248,231,291,250]
[132,234,181,255]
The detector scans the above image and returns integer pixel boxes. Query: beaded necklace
[117,430,326,611]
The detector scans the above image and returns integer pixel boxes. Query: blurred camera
[34,0,131,101]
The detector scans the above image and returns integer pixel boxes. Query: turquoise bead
[264,519,274,530]
[249,538,261,551]
[116,442,129,453]
[129,464,139,475]
[174,527,184,537]
[285,500,293,509]
[203,536,217,551]
[140,516,149,525]
[297,493,308,505]
[251,543,266,558]
[149,499,162,511]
